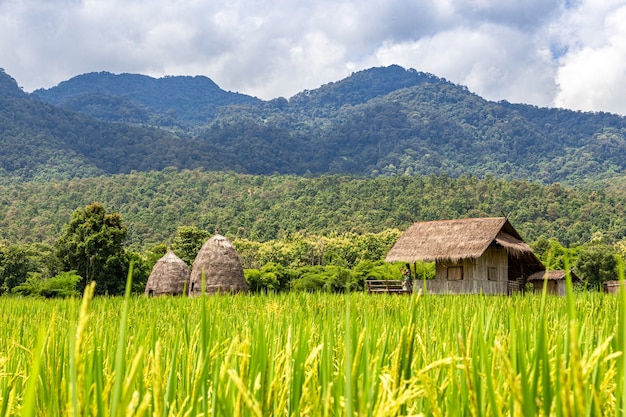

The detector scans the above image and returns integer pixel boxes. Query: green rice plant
[1,278,626,416]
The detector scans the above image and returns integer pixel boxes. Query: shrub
[12,270,81,298]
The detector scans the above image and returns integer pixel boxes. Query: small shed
[385,217,545,295]
[144,249,190,296]
[189,234,248,295]
[527,270,581,296]
[603,280,625,294]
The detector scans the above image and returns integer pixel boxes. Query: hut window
[191,283,195,292]
[488,267,498,281]
[447,266,463,281]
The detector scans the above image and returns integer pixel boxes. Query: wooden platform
[365,280,411,294]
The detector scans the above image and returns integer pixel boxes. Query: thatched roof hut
[527,270,580,295]
[189,234,248,295]
[386,217,536,263]
[386,217,545,294]
[527,270,580,282]
[144,249,190,296]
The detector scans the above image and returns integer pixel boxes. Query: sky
[1,0,625,115]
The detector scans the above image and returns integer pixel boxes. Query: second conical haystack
[189,234,248,295]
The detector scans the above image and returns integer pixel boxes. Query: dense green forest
[2,66,625,184]
[1,169,625,249]
[33,71,260,125]
[1,169,625,295]
[0,71,226,183]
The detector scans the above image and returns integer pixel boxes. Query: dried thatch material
[494,231,533,258]
[385,217,535,263]
[189,234,248,295]
[527,270,581,282]
[144,249,190,296]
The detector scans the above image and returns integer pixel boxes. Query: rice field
[2,277,626,416]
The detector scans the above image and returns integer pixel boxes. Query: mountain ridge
[0,68,27,98]
[1,65,625,184]
[32,71,260,125]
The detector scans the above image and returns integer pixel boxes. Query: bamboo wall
[427,247,509,294]
[603,281,624,294]
[414,280,509,295]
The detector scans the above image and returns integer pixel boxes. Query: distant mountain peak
[0,68,26,98]
[32,71,260,124]
[288,64,448,109]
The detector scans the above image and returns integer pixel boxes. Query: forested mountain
[33,72,260,126]
[201,66,626,182]
[0,68,26,98]
[1,65,626,183]
[1,168,624,249]
[0,69,229,182]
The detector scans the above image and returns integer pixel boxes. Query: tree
[0,244,34,293]
[56,203,128,295]
[575,244,619,289]
[125,251,151,294]
[172,226,211,266]
[0,243,58,294]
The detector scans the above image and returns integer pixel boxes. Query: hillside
[0,169,624,249]
[33,72,260,126]
[0,70,232,182]
[2,65,626,183]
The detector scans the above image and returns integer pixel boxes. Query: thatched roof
[385,217,538,264]
[189,234,248,295]
[144,249,190,296]
[527,270,581,282]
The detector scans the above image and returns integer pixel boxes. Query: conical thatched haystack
[189,234,248,295]
[145,249,190,296]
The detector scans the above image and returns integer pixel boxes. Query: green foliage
[234,230,401,271]
[533,237,572,270]
[243,261,436,294]
[9,272,42,297]
[244,270,280,293]
[290,265,355,293]
[171,226,211,266]
[352,260,403,287]
[56,203,128,295]
[144,243,168,269]
[245,263,299,293]
[2,170,626,251]
[0,92,224,183]
[12,270,81,298]
[412,261,436,281]
[125,251,151,294]
[575,244,619,289]
[289,272,326,292]
[0,243,60,294]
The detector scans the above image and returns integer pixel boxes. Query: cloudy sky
[1,0,625,115]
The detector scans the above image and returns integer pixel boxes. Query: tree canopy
[56,203,128,294]
[1,170,625,250]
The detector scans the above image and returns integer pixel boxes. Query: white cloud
[0,0,625,114]
[372,24,558,106]
[553,1,626,114]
